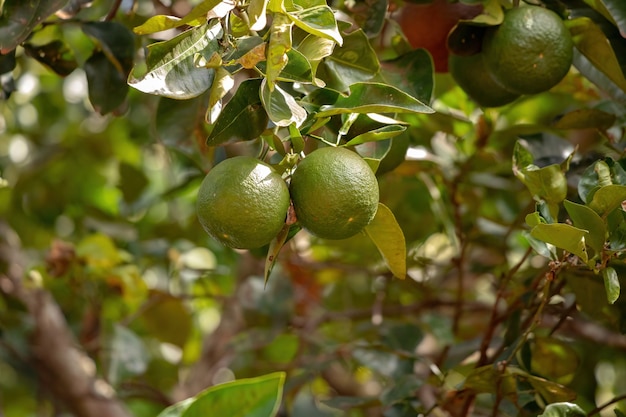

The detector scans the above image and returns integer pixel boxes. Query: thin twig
[586,393,626,416]
[104,0,123,21]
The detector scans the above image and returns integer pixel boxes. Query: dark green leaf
[207,78,268,145]
[0,0,68,53]
[317,82,433,117]
[316,29,379,92]
[582,0,626,37]
[350,0,387,37]
[118,162,149,203]
[538,402,585,417]
[82,21,135,73]
[381,49,434,105]
[265,223,291,285]
[530,224,589,263]
[23,41,78,76]
[603,266,620,304]
[0,48,16,73]
[364,203,406,279]
[129,22,222,99]
[84,52,128,114]
[566,17,626,93]
[564,200,606,254]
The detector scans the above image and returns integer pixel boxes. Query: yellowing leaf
[364,203,406,279]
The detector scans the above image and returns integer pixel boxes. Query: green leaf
[133,0,222,35]
[564,200,606,254]
[364,203,406,279]
[344,125,406,146]
[603,266,620,304]
[317,82,433,117]
[538,402,585,417]
[381,49,434,105]
[516,164,568,206]
[84,51,128,114]
[578,159,626,203]
[530,223,589,263]
[257,49,314,83]
[167,372,285,417]
[582,0,626,36]
[531,337,580,384]
[526,375,577,404]
[553,108,616,130]
[287,5,343,45]
[265,223,291,285]
[248,0,269,31]
[140,292,192,347]
[464,366,517,397]
[207,78,268,145]
[566,17,626,93]
[129,22,222,99]
[260,78,307,127]
[266,13,293,90]
[316,29,379,92]
[588,184,626,217]
[23,41,78,76]
[350,0,388,37]
[0,0,68,53]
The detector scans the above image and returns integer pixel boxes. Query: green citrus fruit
[197,156,290,249]
[290,147,379,240]
[482,6,573,95]
[449,52,520,107]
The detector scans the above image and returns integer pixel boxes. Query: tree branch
[0,222,131,417]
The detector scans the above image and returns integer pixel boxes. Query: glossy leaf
[317,82,433,117]
[257,49,314,83]
[248,0,269,31]
[266,13,293,90]
[0,0,68,53]
[538,402,585,417]
[207,78,268,145]
[157,372,286,417]
[344,125,406,146]
[364,203,406,279]
[583,0,626,36]
[530,224,589,263]
[603,266,620,304]
[260,79,307,127]
[588,184,626,217]
[316,29,379,92]
[350,0,388,37]
[129,22,222,99]
[23,41,78,76]
[564,200,606,254]
[567,17,626,93]
[381,49,434,105]
[287,4,343,45]
[133,0,222,35]
[207,67,235,124]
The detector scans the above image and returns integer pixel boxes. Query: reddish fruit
[393,0,482,72]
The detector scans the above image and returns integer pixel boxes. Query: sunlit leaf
[566,17,626,93]
[578,159,626,203]
[260,78,307,127]
[257,49,313,83]
[530,223,589,263]
[0,0,68,53]
[531,337,580,384]
[129,22,222,99]
[207,78,268,145]
[603,266,620,304]
[287,4,342,45]
[248,0,269,31]
[133,0,223,34]
[344,125,406,146]
[266,13,293,90]
[317,82,433,117]
[159,372,286,417]
[587,184,626,217]
[526,375,577,404]
[316,29,379,92]
[364,203,406,279]
[564,200,606,254]
[538,402,585,416]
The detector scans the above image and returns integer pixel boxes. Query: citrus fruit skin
[482,6,573,95]
[290,147,379,240]
[449,52,520,107]
[197,156,290,249]
[394,0,483,72]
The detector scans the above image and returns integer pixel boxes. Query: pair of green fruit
[196,147,379,249]
[450,5,574,108]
